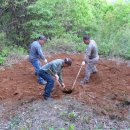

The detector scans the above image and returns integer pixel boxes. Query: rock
[124,95,130,105]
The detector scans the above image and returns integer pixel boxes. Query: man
[38,58,72,100]
[29,35,48,85]
[81,35,99,84]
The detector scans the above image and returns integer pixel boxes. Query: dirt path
[0,53,130,120]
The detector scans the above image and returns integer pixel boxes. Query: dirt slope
[0,53,130,119]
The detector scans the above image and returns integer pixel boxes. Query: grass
[44,34,85,53]
[8,116,21,129]
[44,30,130,60]
[1,28,130,65]
[0,32,27,65]
[0,45,27,65]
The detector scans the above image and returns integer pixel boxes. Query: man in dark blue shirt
[29,35,48,85]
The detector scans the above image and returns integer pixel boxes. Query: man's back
[41,59,64,73]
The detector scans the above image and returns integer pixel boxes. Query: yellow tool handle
[48,69,62,87]
[72,65,83,90]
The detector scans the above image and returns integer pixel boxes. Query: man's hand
[44,59,48,63]
[55,74,59,81]
[81,61,85,66]
[61,83,65,88]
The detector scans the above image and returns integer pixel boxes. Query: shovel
[48,69,70,91]
[62,64,83,94]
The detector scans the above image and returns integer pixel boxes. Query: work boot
[92,71,97,74]
[80,79,89,85]
[34,72,38,76]
[51,87,55,92]
[38,81,47,85]
[43,96,53,101]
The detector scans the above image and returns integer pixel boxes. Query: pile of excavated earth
[0,53,130,120]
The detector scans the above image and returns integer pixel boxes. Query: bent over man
[38,58,72,100]
[81,35,99,84]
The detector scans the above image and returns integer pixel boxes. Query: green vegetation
[0,0,130,64]
[0,44,27,65]
[8,116,21,130]
[0,33,27,65]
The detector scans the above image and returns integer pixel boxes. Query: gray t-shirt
[29,41,45,61]
[85,40,98,59]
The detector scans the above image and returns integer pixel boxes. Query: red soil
[0,53,130,119]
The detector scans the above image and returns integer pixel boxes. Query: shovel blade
[62,89,73,94]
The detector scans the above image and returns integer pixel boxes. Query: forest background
[0,0,130,64]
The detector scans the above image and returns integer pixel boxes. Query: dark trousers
[38,70,54,97]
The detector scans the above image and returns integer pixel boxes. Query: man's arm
[84,45,92,63]
[51,64,64,84]
[37,45,46,60]
[58,71,63,83]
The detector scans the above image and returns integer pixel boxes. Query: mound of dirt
[0,53,130,119]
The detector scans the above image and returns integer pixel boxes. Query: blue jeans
[30,59,45,83]
[38,70,54,97]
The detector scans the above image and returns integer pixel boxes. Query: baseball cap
[39,35,47,41]
[64,58,72,66]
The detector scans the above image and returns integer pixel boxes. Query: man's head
[38,35,47,44]
[63,58,72,67]
[83,35,90,44]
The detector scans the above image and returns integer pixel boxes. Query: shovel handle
[48,69,70,91]
[56,80,62,87]
[48,69,63,87]
[72,64,83,90]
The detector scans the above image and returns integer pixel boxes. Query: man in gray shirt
[81,35,99,84]
[29,35,48,85]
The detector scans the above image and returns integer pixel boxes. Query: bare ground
[0,53,130,130]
